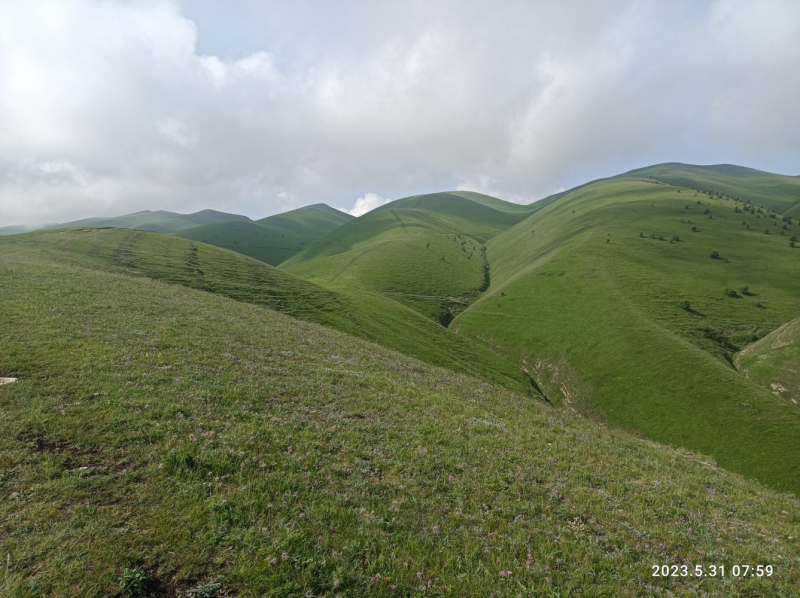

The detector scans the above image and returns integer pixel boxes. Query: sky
[1,0,799,226]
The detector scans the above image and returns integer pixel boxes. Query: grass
[173,204,353,267]
[2,236,800,597]
[0,228,531,395]
[736,315,800,406]
[452,171,800,495]
[282,193,534,323]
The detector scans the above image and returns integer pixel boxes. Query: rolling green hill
[43,209,250,234]
[450,166,800,495]
[626,163,800,214]
[736,315,800,405]
[2,229,799,597]
[173,204,353,266]
[0,228,530,395]
[282,192,536,323]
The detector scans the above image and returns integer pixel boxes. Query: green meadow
[3,163,800,597]
[2,230,800,597]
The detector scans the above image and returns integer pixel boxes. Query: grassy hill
[626,163,800,214]
[0,229,530,395]
[43,209,250,234]
[2,231,799,597]
[736,315,800,405]
[451,165,800,495]
[282,192,536,323]
[173,204,353,266]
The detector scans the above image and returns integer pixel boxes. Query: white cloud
[342,193,390,217]
[1,0,799,226]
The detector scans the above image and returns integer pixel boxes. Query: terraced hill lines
[5,228,530,394]
[173,203,353,266]
[452,167,800,494]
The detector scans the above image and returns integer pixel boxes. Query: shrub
[710,250,720,259]
[692,226,698,232]
[791,241,796,248]
[764,229,770,234]
[120,568,149,597]
[639,232,644,238]
[740,285,749,295]
[679,300,691,311]
[724,288,738,298]
[187,580,224,598]
[672,235,680,242]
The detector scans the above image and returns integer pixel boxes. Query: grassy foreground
[2,229,800,597]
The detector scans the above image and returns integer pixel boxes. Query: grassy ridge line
[281,192,531,269]
[174,204,354,267]
[1,229,531,394]
[282,193,532,324]
[2,248,799,596]
[43,209,251,235]
[622,163,800,214]
[453,176,800,494]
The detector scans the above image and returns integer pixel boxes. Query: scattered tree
[692,226,698,232]
[710,250,720,259]
[639,232,644,238]
[679,300,691,311]
[740,285,749,295]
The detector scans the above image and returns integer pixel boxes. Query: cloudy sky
[1,0,799,226]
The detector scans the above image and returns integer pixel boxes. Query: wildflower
[391,586,396,591]
[222,499,227,504]
[499,571,506,578]
[271,557,277,564]
[417,572,423,579]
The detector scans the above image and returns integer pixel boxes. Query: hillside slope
[736,315,800,405]
[283,192,535,323]
[452,167,800,495]
[2,234,799,597]
[173,204,353,266]
[0,229,530,394]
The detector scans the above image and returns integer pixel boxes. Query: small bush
[710,250,720,259]
[724,289,738,298]
[672,235,680,242]
[764,229,770,234]
[692,226,698,232]
[639,232,644,238]
[187,580,224,598]
[740,285,749,295]
[120,568,149,597]
[679,300,691,311]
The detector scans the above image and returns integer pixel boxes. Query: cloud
[1,0,799,226]
[341,193,390,217]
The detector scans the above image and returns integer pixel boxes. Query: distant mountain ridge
[173,203,354,266]
[39,208,251,234]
